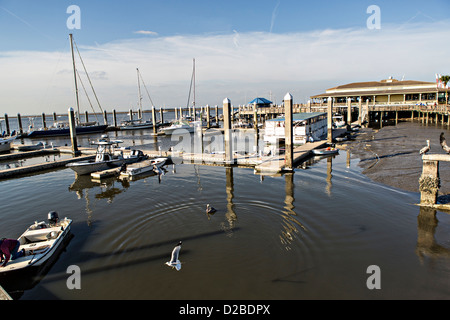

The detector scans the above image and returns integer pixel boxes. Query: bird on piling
[165,241,182,271]
[440,132,450,154]
[419,140,430,155]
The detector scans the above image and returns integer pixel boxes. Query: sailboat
[120,68,154,130]
[27,34,108,138]
[163,59,201,135]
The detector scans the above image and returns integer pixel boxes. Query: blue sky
[1,0,450,115]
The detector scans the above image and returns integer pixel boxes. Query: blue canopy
[249,97,272,105]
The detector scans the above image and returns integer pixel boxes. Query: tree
[440,75,450,86]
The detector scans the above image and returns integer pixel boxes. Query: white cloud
[1,20,450,115]
[133,30,159,36]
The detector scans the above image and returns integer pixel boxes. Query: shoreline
[345,121,450,196]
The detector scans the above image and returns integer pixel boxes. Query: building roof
[311,78,448,98]
[267,112,326,122]
[249,97,272,105]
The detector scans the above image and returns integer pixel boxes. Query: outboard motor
[47,211,59,226]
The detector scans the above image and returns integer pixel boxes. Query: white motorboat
[333,114,346,128]
[120,119,153,130]
[0,212,72,273]
[66,135,126,175]
[16,141,45,151]
[312,146,339,156]
[162,120,195,135]
[120,157,167,177]
[0,136,17,153]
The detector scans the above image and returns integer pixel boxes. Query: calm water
[1,118,450,300]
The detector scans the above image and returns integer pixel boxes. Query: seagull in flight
[165,241,182,271]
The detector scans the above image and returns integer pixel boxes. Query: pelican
[206,204,217,214]
[419,140,430,155]
[440,132,450,154]
[165,241,182,271]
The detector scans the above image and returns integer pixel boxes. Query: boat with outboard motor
[66,135,125,175]
[0,212,72,273]
[120,157,167,178]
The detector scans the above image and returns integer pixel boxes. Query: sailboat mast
[137,68,143,119]
[69,34,81,124]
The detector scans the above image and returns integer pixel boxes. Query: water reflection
[416,206,450,262]
[223,166,237,232]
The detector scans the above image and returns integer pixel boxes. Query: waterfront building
[263,112,327,145]
[310,76,449,106]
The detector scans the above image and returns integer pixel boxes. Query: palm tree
[440,75,450,87]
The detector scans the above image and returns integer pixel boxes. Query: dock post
[152,106,157,135]
[53,112,57,122]
[4,114,10,135]
[206,105,211,129]
[85,110,89,123]
[223,98,233,164]
[160,108,164,126]
[358,99,362,125]
[346,98,351,131]
[129,109,133,121]
[68,107,79,155]
[215,105,219,125]
[419,157,440,206]
[41,113,46,129]
[113,109,117,127]
[17,113,23,135]
[284,93,294,171]
[327,97,333,143]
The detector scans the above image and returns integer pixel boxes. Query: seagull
[206,204,217,214]
[440,132,450,154]
[165,241,182,271]
[419,140,430,155]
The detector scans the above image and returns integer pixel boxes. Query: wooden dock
[0,154,95,179]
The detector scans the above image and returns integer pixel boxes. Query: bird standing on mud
[440,132,450,154]
[420,140,430,155]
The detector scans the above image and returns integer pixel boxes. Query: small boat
[120,119,153,130]
[332,114,346,128]
[0,135,17,152]
[312,146,339,156]
[27,122,108,138]
[0,212,72,273]
[162,120,195,135]
[120,157,167,177]
[16,141,45,151]
[66,135,126,175]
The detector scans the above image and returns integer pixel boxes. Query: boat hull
[27,124,108,138]
[66,158,125,175]
[0,136,16,152]
[121,157,167,177]
[0,218,72,273]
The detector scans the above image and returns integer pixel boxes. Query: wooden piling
[346,98,351,131]
[152,106,157,135]
[206,105,211,129]
[223,98,233,164]
[284,93,293,171]
[68,107,79,155]
[17,113,23,135]
[113,109,117,127]
[4,113,10,135]
[327,97,333,143]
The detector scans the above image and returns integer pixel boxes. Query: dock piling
[223,98,233,164]
[284,92,293,171]
[68,107,79,155]
[327,97,333,143]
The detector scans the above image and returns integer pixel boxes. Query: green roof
[267,112,326,122]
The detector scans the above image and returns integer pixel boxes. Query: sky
[1,0,450,116]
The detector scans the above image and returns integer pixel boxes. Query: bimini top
[267,112,326,122]
[249,97,273,105]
